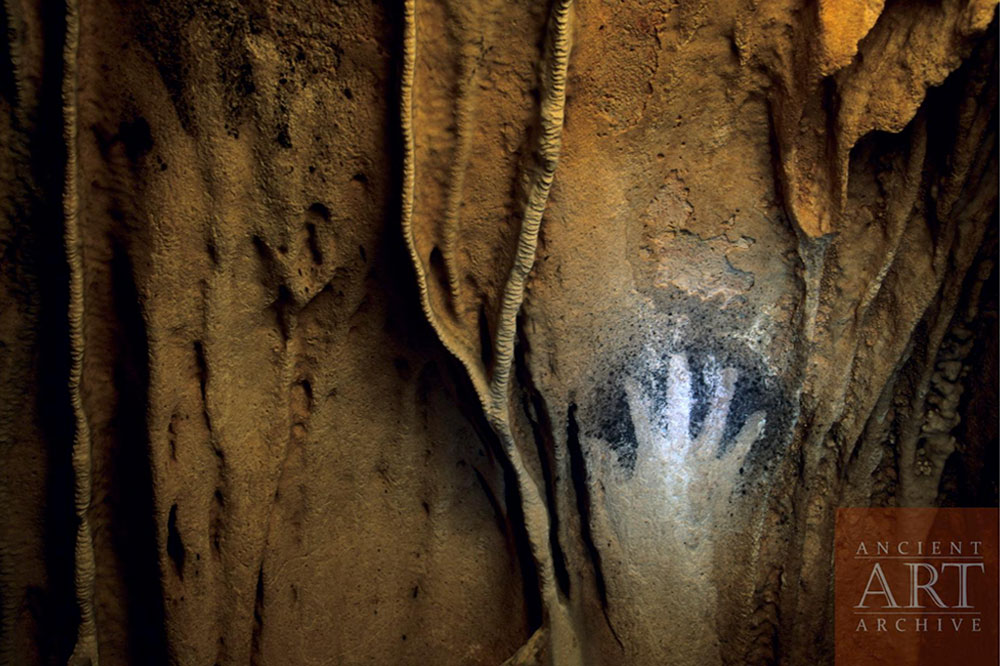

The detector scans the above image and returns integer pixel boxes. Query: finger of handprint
[727,409,766,473]
[665,353,693,452]
[693,363,739,459]
[624,376,663,466]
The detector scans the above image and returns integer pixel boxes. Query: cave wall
[0,0,996,665]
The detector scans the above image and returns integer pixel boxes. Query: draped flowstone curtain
[0,0,996,664]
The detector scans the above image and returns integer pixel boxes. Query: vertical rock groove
[516,339,571,600]
[62,0,98,662]
[565,404,622,652]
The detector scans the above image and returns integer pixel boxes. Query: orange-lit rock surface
[0,1,996,664]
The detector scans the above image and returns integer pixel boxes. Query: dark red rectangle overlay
[836,508,999,666]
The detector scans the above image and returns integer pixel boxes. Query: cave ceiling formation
[0,0,997,664]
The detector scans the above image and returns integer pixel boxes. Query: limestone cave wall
[0,0,997,664]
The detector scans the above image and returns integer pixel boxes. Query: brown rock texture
[0,0,996,665]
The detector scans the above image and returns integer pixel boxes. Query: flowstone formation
[0,1,996,665]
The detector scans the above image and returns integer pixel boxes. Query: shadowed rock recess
[0,0,996,664]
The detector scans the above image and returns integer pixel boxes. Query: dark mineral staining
[166,503,185,578]
[276,125,292,149]
[306,223,323,264]
[92,116,154,164]
[307,202,331,223]
[393,357,412,381]
[478,304,494,371]
[118,117,154,162]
